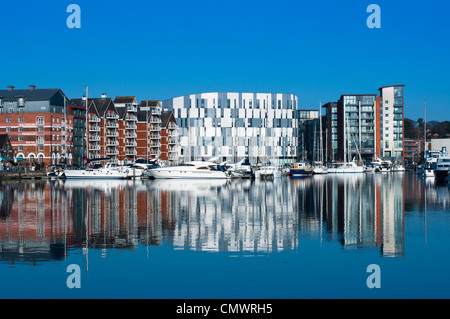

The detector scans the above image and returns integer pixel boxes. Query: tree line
[404,118,450,139]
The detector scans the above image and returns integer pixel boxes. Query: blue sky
[1,0,449,120]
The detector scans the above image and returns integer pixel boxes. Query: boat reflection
[1,174,448,265]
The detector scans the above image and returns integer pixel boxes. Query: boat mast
[85,85,89,161]
[319,101,323,164]
[424,99,426,162]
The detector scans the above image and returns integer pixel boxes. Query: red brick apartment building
[0,86,74,166]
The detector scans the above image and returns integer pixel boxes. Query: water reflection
[1,174,449,265]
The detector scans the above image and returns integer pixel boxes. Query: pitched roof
[160,111,176,128]
[114,96,136,104]
[136,109,149,122]
[139,100,159,107]
[0,88,65,101]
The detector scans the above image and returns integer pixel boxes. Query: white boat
[255,166,281,179]
[63,161,127,179]
[116,164,146,179]
[328,161,364,174]
[392,164,406,172]
[149,159,231,179]
[371,157,392,173]
[435,156,450,182]
[313,164,328,174]
[227,158,254,178]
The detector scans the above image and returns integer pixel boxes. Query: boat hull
[150,168,230,179]
[63,169,126,179]
[290,169,313,177]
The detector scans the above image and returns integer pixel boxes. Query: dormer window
[17,96,25,107]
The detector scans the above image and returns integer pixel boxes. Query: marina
[1,172,449,298]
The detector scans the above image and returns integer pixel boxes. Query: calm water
[0,173,449,299]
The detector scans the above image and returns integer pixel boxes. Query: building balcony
[107,150,119,155]
[168,132,178,137]
[126,115,137,121]
[126,125,137,130]
[106,113,119,119]
[167,123,178,130]
[150,143,160,148]
[89,135,100,141]
[150,150,160,156]
[150,117,161,124]
[168,154,178,160]
[125,133,137,139]
[106,122,119,128]
[106,131,119,137]
[106,140,119,146]
[89,145,100,151]
[126,150,137,156]
[126,142,137,147]
[127,105,137,112]
[150,125,161,131]
[150,134,160,139]
[151,107,162,116]
[168,147,177,153]
[168,139,177,144]
[89,126,100,132]
[89,117,101,123]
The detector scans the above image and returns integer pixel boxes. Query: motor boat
[116,164,146,179]
[255,165,281,179]
[370,157,392,173]
[227,157,254,179]
[435,156,450,182]
[62,158,127,179]
[392,164,406,172]
[328,161,364,174]
[149,159,231,179]
[289,162,313,177]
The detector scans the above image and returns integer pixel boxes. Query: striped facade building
[162,92,299,164]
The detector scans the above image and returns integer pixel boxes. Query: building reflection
[1,174,447,265]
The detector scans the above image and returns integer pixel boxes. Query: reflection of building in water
[150,178,299,252]
[0,174,411,265]
[316,174,405,257]
[0,181,72,265]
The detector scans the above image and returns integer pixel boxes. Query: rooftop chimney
[29,84,36,90]
[101,93,107,98]
[7,85,14,91]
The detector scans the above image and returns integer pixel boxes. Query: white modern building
[162,92,299,164]
[379,85,405,161]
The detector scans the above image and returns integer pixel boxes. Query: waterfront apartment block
[320,85,405,163]
[0,85,73,165]
[162,92,299,164]
[114,96,139,163]
[159,110,180,163]
[378,85,405,160]
[137,100,163,160]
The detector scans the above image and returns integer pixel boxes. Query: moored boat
[289,162,313,177]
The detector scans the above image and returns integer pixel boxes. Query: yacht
[149,160,231,179]
[328,161,364,174]
[435,156,450,182]
[371,157,392,173]
[289,162,313,177]
[255,165,281,179]
[312,162,328,174]
[62,159,127,179]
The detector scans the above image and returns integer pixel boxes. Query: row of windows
[189,98,297,110]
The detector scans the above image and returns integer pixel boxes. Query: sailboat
[329,116,363,173]
[313,102,328,174]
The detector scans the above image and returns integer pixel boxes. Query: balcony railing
[151,107,161,116]
[126,133,137,138]
[150,134,160,139]
[106,122,119,128]
[150,117,161,124]
[150,125,161,131]
[126,142,137,147]
[127,105,137,112]
[107,150,119,155]
[89,126,100,132]
[126,115,137,121]
[106,113,119,119]
[89,117,101,123]
[126,150,137,156]
[126,125,137,130]
[168,139,177,144]
[89,136,100,141]
[106,140,119,146]
[106,131,119,137]
[89,145,100,151]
